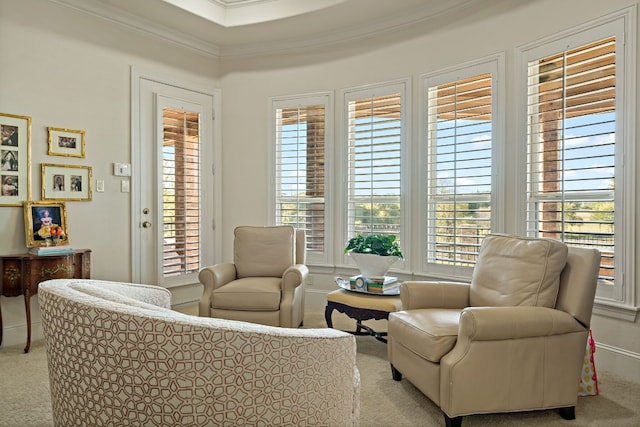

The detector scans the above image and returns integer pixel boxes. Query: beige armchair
[388,234,600,426]
[199,225,308,327]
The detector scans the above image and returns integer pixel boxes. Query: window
[521,12,634,308]
[344,81,408,259]
[162,107,201,277]
[272,94,331,264]
[423,59,499,275]
[420,55,504,278]
[526,37,615,281]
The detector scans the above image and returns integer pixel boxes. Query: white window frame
[516,8,637,320]
[338,79,411,271]
[268,92,334,266]
[159,102,203,281]
[420,55,505,280]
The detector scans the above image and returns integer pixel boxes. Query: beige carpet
[1,309,639,427]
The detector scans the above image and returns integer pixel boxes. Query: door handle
[142,221,152,228]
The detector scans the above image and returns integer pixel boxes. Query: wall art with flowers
[23,200,69,247]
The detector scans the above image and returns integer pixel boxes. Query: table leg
[325,301,390,343]
[325,304,335,328]
[23,294,31,353]
[0,301,3,346]
[354,322,388,343]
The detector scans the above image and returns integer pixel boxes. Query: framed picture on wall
[24,200,69,247]
[1,112,31,206]
[47,127,85,158]
[41,163,92,201]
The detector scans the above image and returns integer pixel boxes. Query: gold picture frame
[47,127,85,158]
[42,163,92,201]
[24,200,69,247]
[1,112,31,206]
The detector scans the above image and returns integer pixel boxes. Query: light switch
[96,179,105,192]
[113,163,131,176]
[121,179,130,193]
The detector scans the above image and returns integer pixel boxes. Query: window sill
[593,298,639,322]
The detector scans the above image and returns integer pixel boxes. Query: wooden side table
[0,249,91,353]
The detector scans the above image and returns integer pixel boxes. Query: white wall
[1,0,638,382]
[219,0,640,382]
[0,0,219,347]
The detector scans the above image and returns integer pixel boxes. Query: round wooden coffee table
[325,279,402,343]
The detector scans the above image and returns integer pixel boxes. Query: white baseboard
[594,341,640,383]
[167,282,203,306]
[306,288,330,309]
[1,321,43,350]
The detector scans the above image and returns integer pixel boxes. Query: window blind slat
[162,107,201,277]
[427,72,493,267]
[275,103,326,254]
[347,91,403,241]
[526,36,616,283]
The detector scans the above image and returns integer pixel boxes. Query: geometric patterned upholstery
[39,279,360,426]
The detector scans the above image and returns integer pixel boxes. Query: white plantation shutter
[274,98,328,258]
[526,36,616,285]
[426,71,494,268]
[346,85,405,245]
[162,107,201,277]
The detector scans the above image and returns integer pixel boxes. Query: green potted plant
[344,234,403,279]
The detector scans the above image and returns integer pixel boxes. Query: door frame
[130,66,222,287]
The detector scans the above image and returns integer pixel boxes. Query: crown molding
[51,0,222,58]
[219,0,477,58]
[51,0,478,60]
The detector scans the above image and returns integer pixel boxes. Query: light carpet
[1,309,639,427]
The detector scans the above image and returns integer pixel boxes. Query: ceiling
[52,0,482,58]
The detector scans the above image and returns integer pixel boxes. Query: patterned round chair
[39,279,360,426]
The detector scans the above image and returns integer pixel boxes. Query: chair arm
[199,263,237,290]
[198,263,237,316]
[458,306,585,341]
[66,280,173,310]
[282,263,309,291]
[400,281,470,310]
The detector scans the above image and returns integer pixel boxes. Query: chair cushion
[470,234,568,308]
[234,226,295,278]
[388,309,462,363]
[212,277,282,311]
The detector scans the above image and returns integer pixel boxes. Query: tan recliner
[199,225,308,327]
[388,233,601,426]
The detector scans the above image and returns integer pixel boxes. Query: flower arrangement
[38,225,65,245]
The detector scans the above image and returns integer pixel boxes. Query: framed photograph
[24,201,69,247]
[48,127,85,158]
[1,112,31,206]
[42,163,92,201]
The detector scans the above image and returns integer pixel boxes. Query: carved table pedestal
[0,249,91,352]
